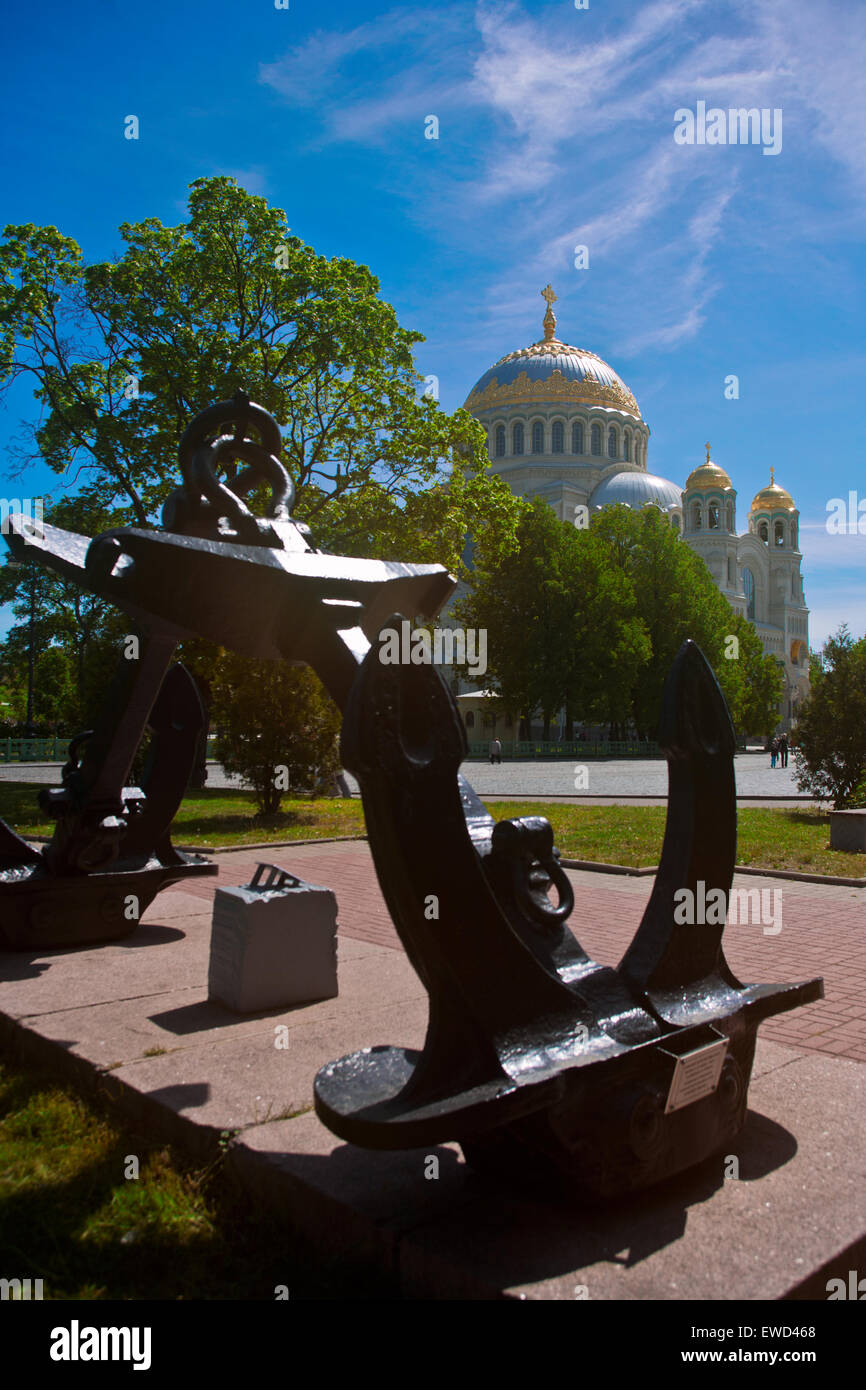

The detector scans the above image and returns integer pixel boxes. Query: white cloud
[258,0,866,350]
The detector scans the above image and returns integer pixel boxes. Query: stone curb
[175,834,368,856]
[559,857,866,888]
[24,833,369,853]
[22,831,864,886]
[480,792,823,802]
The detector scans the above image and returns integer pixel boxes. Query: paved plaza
[1,837,863,1300]
[170,840,865,1064]
[3,834,861,1301]
[0,753,814,803]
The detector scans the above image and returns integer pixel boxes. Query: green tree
[1,176,520,765]
[589,506,782,737]
[210,654,342,817]
[0,176,501,569]
[791,626,866,807]
[456,499,652,739]
[455,499,571,739]
[0,495,129,734]
[458,502,782,741]
[715,614,784,739]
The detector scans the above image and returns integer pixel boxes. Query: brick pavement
[182,839,866,1064]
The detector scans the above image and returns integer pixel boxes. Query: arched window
[743,567,756,621]
[709,502,719,529]
[512,422,524,456]
[758,520,769,543]
[607,426,617,459]
[531,421,544,454]
[572,421,584,454]
[494,425,505,458]
[591,423,602,455]
[635,438,642,466]
[774,521,785,547]
[623,432,631,461]
[465,711,475,729]
[551,421,564,453]
[691,502,702,530]
[726,502,733,531]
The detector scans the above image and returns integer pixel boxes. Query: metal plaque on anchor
[662,1034,729,1114]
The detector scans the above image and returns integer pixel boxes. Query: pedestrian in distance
[490,737,502,765]
[770,736,779,769]
[779,733,789,768]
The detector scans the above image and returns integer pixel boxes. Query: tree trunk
[564,696,574,741]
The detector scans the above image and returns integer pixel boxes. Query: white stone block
[208,864,338,1012]
[829,810,866,854]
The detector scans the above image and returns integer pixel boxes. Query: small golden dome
[750,468,796,513]
[685,445,733,492]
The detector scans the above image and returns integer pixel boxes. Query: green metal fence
[0,733,222,764]
[467,740,662,760]
[0,737,65,762]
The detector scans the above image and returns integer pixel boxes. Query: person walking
[489,737,502,765]
[779,734,789,768]
[770,736,779,769]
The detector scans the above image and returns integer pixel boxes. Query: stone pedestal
[208,864,338,1012]
[829,810,866,853]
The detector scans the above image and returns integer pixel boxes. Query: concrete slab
[1,852,863,1300]
[391,1048,866,1300]
[106,996,429,1132]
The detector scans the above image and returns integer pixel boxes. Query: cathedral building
[460,287,810,730]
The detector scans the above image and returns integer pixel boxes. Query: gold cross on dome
[541,285,557,341]
[705,441,711,463]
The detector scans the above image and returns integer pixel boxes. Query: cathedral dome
[588,469,682,512]
[751,469,796,513]
[686,452,733,492]
[464,288,641,419]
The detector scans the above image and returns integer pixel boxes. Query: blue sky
[1,0,864,647]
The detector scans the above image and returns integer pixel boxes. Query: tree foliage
[0,176,502,570]
[791,626,866,808]
[210,655,342,816]
[0,177,517,751]
[457,502,784,739]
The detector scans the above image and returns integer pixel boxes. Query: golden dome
[686,463,733,491]
[685,443,733,492]
[463,286,642,418]
[750,468,796,513]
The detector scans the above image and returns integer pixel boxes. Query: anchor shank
[74,629,179,807]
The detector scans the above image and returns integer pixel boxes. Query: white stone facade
[458,296,809,730]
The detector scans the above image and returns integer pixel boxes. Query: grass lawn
[1,783,862,877]
[0,1058,380,1300]
[479,802,866,878]
[0,783,365,849]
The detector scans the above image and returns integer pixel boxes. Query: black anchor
[0,394,823,1200]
